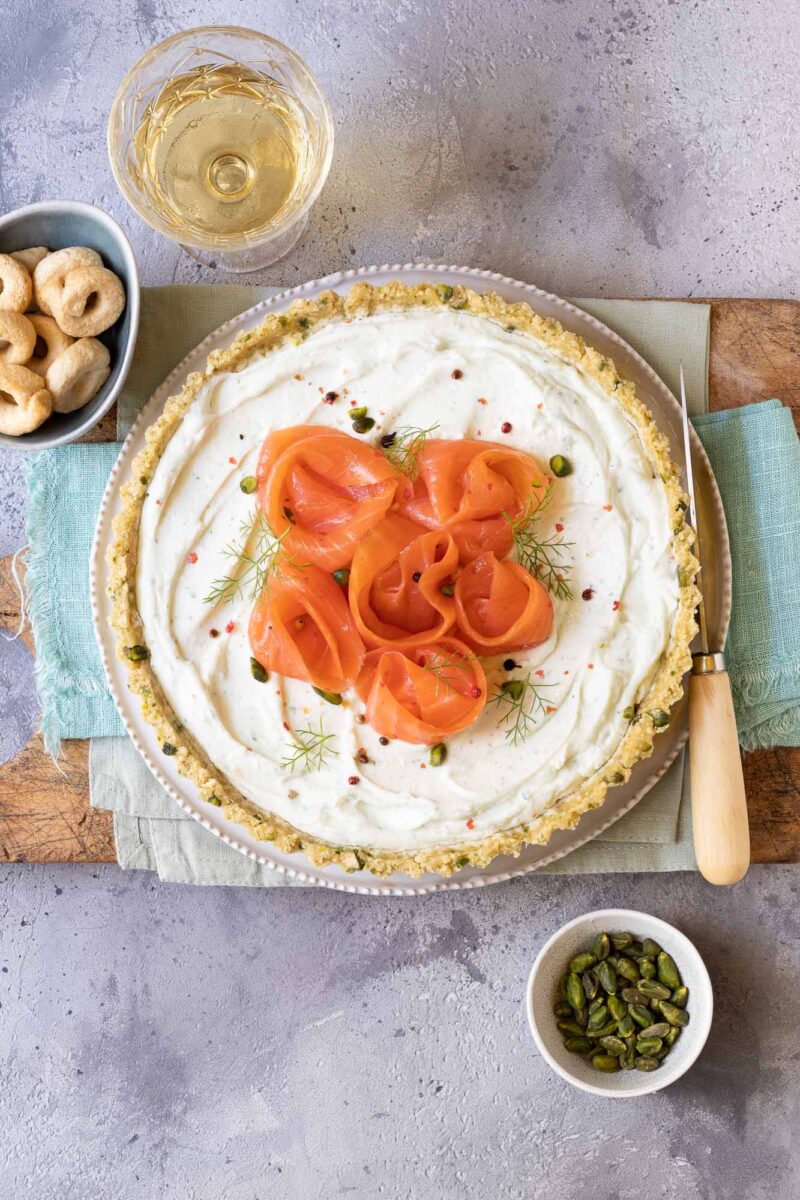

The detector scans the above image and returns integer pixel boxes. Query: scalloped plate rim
[89,263,731,896]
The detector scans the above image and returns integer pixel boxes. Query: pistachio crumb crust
[107,282,700,878]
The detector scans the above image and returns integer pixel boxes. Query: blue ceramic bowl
[0,200,139,450]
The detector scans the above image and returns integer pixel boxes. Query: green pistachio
[596,960,618,995]
[313,687,343,705]
[659,1001,690,1028]
[639,1022,670,1039]
[628,1003,653,1030]
[657,952,682,989]
[636,980,671,1001]
[250,657,269,683]
[566,973,585,1012]
[581,969,600,1002]
[591,1054,620,1073]
[635,1056,661,1072]
[598,1035,627,1056]
[549,454,573,478]
[569,951,597,975]
[607,994,626,1023]
[635,1036,664,1056]
[564,1036,592,1054]
[429,742,448,767]
[592,932,611,961]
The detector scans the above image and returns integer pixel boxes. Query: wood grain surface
[1,298,798,865]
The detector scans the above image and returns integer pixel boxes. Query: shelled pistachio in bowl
[526,909,713,1097]
[554,930,689,1073]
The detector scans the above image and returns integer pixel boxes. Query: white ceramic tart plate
[91,265,731,896]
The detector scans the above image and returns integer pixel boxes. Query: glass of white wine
[108,26,334,272]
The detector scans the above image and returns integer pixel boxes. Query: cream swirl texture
[137,308,679,851]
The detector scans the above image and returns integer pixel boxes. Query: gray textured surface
[1,1,800,1197]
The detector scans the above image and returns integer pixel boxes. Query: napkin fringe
[24,538,61,759]
[731,658,800,708]
[740,708,800,753]
[25,459,60,757]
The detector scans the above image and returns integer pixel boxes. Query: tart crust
[107,282,700,877]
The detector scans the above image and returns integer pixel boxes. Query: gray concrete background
[1,1,799,1197]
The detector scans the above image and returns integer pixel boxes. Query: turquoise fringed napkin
[693,400,800,750]
[25,443,125,753]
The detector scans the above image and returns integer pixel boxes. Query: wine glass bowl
[107,26,334,272]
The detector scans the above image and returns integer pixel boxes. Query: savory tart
[108,281,699,877]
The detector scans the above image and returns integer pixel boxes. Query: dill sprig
[420,648,479,696]
[204,509,299,606]
[381,422,439,479]
[489,673,559,745]
[280,719,338,774]
[505,482,574,601]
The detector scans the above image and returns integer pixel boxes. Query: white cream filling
[137,308,679,851]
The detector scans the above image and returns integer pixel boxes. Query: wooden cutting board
[1,298,799,865]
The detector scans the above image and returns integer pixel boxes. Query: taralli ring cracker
[0,240,126,436]
[46,336,110,413]
[0,253,34,313]
[10,246,49,274]
[25,314,74,377]
[55,264,126,337]
[33,246,101,316]
[0,312,36,366]
[0,363,52,434]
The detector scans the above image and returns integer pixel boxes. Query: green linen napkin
[693,400,800,750]
[25,288,714,883]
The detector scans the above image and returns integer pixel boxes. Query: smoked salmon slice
[454,552,554,656]
[249,563,365,694]
[356,636,487,745]
[398,439,548,562]
[257,425,398,571]
[349,513,459,649]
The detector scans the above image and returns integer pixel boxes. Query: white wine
[130,62,312,246]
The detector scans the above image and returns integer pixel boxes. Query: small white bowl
[526,908,713,1097]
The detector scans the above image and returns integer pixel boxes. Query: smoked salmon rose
[257,424,398,571]
[249,563,365,693]
[356,636,486,744]
[397,438,548,563]
[454,552,553,656]
[348,513,459,650]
